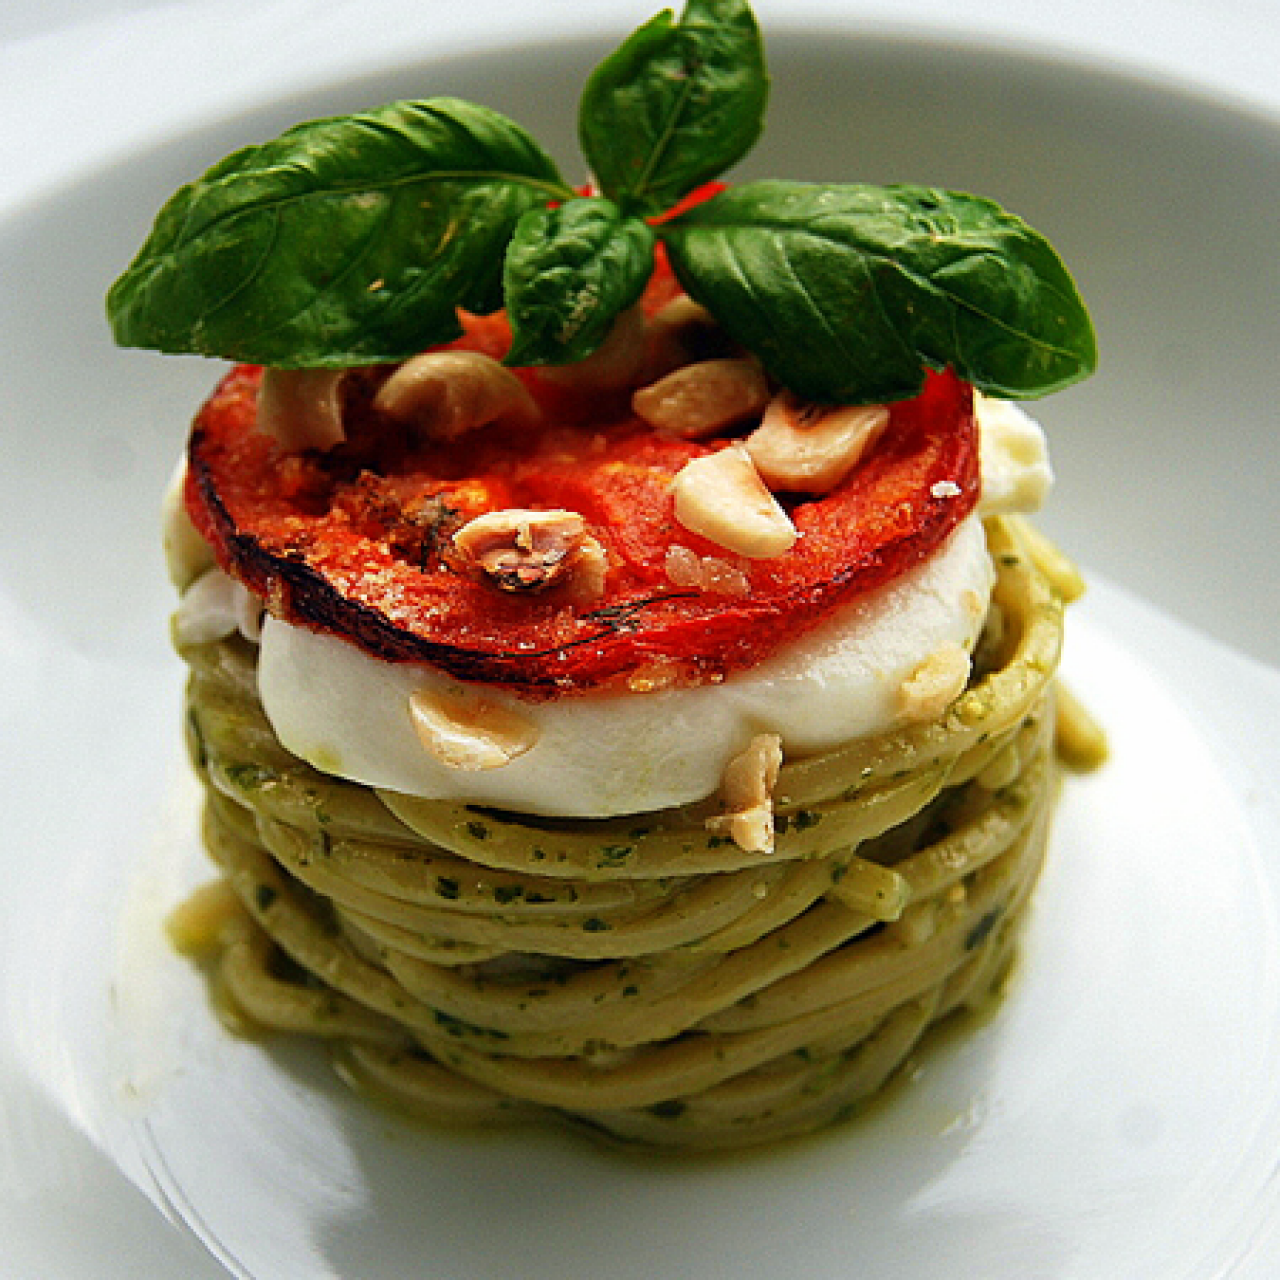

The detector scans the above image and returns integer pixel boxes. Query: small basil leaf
[662,180,1098,403]
[107,98,573,367]
[503,198,655,367]
[579,0,768,219]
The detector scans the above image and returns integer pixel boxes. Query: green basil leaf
[579,0,768,219]
[503,198,655,367]
[662,180,1098,403]
[106,98,573,367]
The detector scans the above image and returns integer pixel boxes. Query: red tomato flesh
[185,306,979,695]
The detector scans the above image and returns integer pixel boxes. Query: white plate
[3,24,1280,1280]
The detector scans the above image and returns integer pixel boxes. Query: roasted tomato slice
[186,302,979,695]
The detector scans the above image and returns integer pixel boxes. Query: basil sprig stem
[578,0,767,219]
[107,0,1096,403]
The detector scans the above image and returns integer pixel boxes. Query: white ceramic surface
[4,6,1280,1276]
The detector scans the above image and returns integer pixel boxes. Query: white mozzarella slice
[256,515,993,817]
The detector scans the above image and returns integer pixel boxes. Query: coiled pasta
[171,516,1089,1149]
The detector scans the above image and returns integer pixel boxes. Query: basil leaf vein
[503,198,655,367]
[579,0,768,219]
[107,98,573,367]
[662,180,1098,402]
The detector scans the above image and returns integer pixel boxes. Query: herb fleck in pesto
[965,907,1002,952]
[432,1009,508,1040]
[465,820,490,841]
[598,844,635,867]
[435,876,461,900]
[254,884,278,912]
[647,1100,687,1119]
[494,885,523,905]
[777,810,822,835]
[226,763,273,791]
[582,917,611,932]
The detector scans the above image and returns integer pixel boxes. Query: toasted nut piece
[408,687,540,771]
[539,304,647,393]
[625,659,683,693]
[672,444,797,559]
[706,733,784,854]
[452,508,588,592]
[375,351,540,439]
[257,367,347,452]
[664,545,750,596]
[561,533,609,603]
[632,358,770,438]
[643,297,733,380]
[746,391,889,493]
[652,294,715,331]
[897,645,972,722]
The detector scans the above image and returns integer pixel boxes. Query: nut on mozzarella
[706,733,784,854]
[408,686,540,771]
[256,514,995,817]
[897,645,972,722]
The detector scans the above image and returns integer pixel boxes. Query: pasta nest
[176,516,1079,1149]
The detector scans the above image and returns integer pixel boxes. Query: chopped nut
[626,659,682,693]
[664,544,703,588]
[897,646,972,722]
[257,367,347,452]
[560,534,609,603]
[746,390,888,493]
[642,296,725,379]
[706,733,784,854]
[632,358,770,438]
[453,508,589,592]
[653,296,714,329]
[664,545,749,596]
[671,445,797,559]
[374,351,540,439]
[408,687,539,771]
